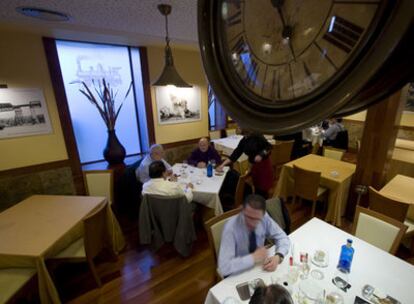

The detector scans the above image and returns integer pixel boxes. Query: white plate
[311,251,329,268]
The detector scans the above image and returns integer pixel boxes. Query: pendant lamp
[153,4,192,88]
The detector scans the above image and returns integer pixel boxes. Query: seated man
[136,144,172,183]
[218,194,290,277]
[250,283,294,304]
[322,118,345,145]
[142,161,193,203]
[187,137,222,168]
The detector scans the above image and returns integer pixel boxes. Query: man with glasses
[218,194,290,277]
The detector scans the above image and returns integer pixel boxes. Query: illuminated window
[55,40,149,163]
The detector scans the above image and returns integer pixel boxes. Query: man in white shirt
[142,160,193,203]
[136,144,172,183]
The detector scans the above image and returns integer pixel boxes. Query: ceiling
[0,0,199,49]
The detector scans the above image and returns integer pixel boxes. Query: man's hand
[262,255,281,272]
[168,175,178,182]
[186,183,194,189]
[254,155,263,163]
[197,161,207,168]
[166,169,173,176]
[252,247,268,264]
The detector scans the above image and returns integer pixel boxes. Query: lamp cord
[165,14,170,47]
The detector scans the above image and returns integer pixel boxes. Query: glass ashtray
[311,269,324,280]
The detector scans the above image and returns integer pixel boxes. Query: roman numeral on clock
[231,36,247,55]
[244,59,259,88]
[323,16,364,53]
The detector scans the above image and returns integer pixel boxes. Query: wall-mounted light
[153,4,192,88]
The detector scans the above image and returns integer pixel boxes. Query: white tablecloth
[212,135,275,162]
[205,218,414,304]
[302,127,323,146]
[172,164,228,215]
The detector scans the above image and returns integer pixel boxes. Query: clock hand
[271,0,296,61]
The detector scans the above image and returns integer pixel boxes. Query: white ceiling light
[16,7,71,22]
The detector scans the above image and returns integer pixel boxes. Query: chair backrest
[368,186,409,222]
[232,158,249,175]
[353,206,407,254]
[323,147,345,161]
[0,268,37,303]
[234,171,252,208]
[209,130,222,140]
[83,202,110,263]
[293,165,321,201]
[271,140,294,167]
[333,130,349,150]
[266,197,291,234]
[311,143,320,154]
[83,170,114,204]
[356,140,361,153]
[225,128,237,137]
[204,208,241,266]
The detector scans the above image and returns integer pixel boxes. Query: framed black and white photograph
[155,86,201,125]
[0,88,52,139]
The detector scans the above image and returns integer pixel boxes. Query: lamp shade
[153,45,192,87]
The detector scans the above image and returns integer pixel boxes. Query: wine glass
[210,159,216,169]
[182,160,188,169]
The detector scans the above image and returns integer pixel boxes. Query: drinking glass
[210,159,216,169]
[182,160,188,169]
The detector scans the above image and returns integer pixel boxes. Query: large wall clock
[198,0,413,134]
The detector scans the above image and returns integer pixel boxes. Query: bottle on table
[207,161,213,177]
[337,239,354,273]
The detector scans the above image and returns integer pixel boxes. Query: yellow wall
[345,84,414,128]
[147,46,209,144]
[0,30,68,170]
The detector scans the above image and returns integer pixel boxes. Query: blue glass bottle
[207,161,213,177]
[337,239,354,273]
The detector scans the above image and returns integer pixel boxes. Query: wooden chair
[83,170,114,205]
[353,206,407,255]
[323,147,345,161]
[234,171,254,208]
[271,141,294,179]
[293,165,328,218]
[47,203,115,288]
[0,268,37,303]
[368,186,408,222]
[234,158,250,175]
[356,140,361,153]
[311,143,320,154]
[204,207,241,281]
[209,130,221,140]
[225,128,237,137]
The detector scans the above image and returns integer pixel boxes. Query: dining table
[172,163,229,215]
[205,218,414,304]
[385,148,414,181]
[380,174,414,221]
[211,135,275,162]
[395,138,414,151]
[0,195,125,304]
[274,154,356,227]
[302,126,324,146]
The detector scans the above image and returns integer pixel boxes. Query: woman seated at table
[142,161,193,203]
[250,284,293,304]
[187,137,222,168]
[217,132,273,198]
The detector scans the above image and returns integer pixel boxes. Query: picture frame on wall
[155,86,201,125]
[0,88,52,139]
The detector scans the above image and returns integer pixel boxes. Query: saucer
[311,252,328,268]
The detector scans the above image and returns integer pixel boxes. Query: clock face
[220,0,382,105]
[198,0,412,133]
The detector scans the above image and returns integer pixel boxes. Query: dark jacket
[229,134,272,164]
[139,194,196,257]
[187,146,222,166]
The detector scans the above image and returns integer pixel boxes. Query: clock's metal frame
[198,0,414,134]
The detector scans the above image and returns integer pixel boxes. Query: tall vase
[103,129,126,165]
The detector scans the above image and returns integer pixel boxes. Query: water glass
[182,160,188,169]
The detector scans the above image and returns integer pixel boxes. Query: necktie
[249,230,257,253]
